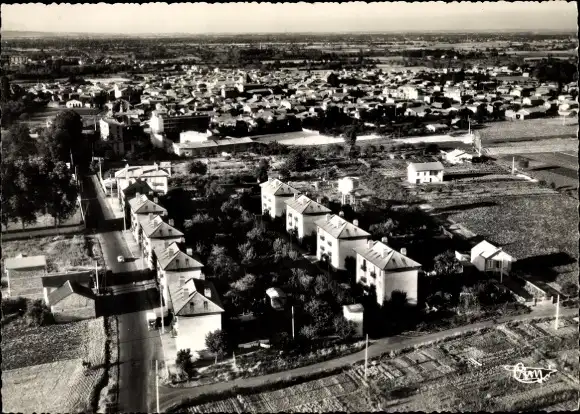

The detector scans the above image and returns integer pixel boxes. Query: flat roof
[4,255,47,271]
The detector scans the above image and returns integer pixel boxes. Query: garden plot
[479,120,577,141]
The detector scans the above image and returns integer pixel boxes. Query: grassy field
[1,234,100,273]
[184,318,579,413]
[479,119,577,142]
[1,204,84,232]
[429,194,578,289]
[503,152,578,193]
[1,317,107,412]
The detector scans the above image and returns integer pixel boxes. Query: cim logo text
[503,362,557,384]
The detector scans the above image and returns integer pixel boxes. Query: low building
[265,287,287,310]
[443,149,474,164]
[48,280,97,323]
[470,240,515,275]
[285,194,331,240]
[260,178,297,218]
[40,270,93,306]
[407,161,444,184]
[3,254,47,299]
[315,214,370,271]
[171,278,225,353]
[353,240,421,306]
[343,304,364,338]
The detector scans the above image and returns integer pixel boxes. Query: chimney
[353,219,359,227]
[382,249,389,258]
[339,211,345,217]
[326,214,331,222]
[168,219,174,227]
[149,191,154,196]
[149,213,154,222]
[367,240,374,249]
[186,248,193,256]
[136,192,141,198]
[400,247,407,256]
[183,287,189,298]
[381,237,388,245]
[165,241,170,248]
[204,288,211,298]
[153,197,159,204]
[294,193,298,200]
[155,162,159,171]
[317,197,322,203]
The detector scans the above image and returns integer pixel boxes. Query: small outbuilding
[343,303,364,338]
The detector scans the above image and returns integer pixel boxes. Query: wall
[51,293,96,323]
[381,269,419,305]
[174,313,222,353]
[337,238,369,271]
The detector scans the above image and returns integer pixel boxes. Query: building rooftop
[315,214,370,240]
[4,255,47,271]
[48,280,96,306]
[408,161,444,172]
[353,240,421,271]
[285,194,331,215]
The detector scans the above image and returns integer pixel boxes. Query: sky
[1,2,577,34]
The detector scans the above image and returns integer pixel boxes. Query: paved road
[159,306,578,412]
[84,175,161,413]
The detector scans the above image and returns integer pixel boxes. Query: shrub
[176,349,197,378]
[187,160,208,175]
[299,324,319,340]
[549,182,557,189]
[561,281,578,297]
[25,299,54,326]
[205,329,231,356]
[333,315,356,340]
[517,159,529,169]
[1,296,28,316]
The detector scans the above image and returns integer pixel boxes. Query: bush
[188,160,208,175]
[517,159,529,169]
[561,281,578,297]
[25,299,54,326]
[176,349,197,378]
[1,296,28,316]
[333,315,356,340]
[205,329,231,356]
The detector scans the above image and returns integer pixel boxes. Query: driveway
[159,306,577,412]
[85,175,162,413]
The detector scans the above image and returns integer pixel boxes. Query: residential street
[84,174,162,413]
[159,306,578,412]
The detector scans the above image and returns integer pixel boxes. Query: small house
[49,280,97,323]
[407,162,444,184]
[265,287,287,310]
[343,304,364,338]
[470,240,515,275]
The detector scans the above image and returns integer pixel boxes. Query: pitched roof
[114,163,170,179]
[171,278,224,317]
[149,220,184,239]
[259,178,296,196]
[4,255,47,270]
[315,215,370,240]
[408,161,444,172]
[154,242,204,271]
[353,241,421,271]
[41,271,92,288]
[128,194,167,215]
[122,179,155,196]
[285,194,331,215]
[48,280,96,306]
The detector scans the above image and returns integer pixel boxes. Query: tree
[369,219,397,239]
[1,124,39,161]
[277,166,291,181]
[561,281,578,298]
[432,250,463,276]
[2,158,41,229]
[42,160,79,228]
[1,75,10,103]
[283,150,316,173]
[343,124,359,155]
[175,349,197,378]
[187,160,208,175]
[304,298,333,331]
[333,315,356,340]
[205,180,225,199]
[299,324,319,340]
[238,242,257,266]
[25,299,54,327]
[205,329,231,356]
[41,110,86,168]
[255,158,270,183]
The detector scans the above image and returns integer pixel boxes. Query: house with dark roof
[315,214,370,271]
[407,161,444,184]
[353,240,422,306]
[49,280,97,323]
[114,163,171,199]
[128,194,168,242]
[170,277,225,353]
[259,178,298,218]
[3,254,47,299]
[285,194,331,240]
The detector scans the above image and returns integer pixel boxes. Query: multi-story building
[353,240,421,306]
[407,162,444,184]
[114,163,172,199]
[260,178,297,218]
[99,117,144,155]
[150,111,211,137]
[136,214,184,269]
[315,214,370,270]
[285,194,331,240]
[128,194,167,239]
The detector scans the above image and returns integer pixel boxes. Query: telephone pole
[291,306,295,339]
[155,360,160,413]
[364,334,369,380]
[95,261,99,293]
[554,294,560,330]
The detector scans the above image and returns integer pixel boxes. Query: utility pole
[155,360,160,414]
[6,270,11,297]
[95,261,100,293]
[364,334,369,380]
[554,294,560,330]
[159,279,165,334]
[291,305,295,339]
[500,256,504,285]
[512,157,515,175]
[233,351,237,369]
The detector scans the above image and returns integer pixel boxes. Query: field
[479,119,577,142]
[1,234,99,273]
[485,138,577,156]
[1,317,108,412]
[429,193,578,289]
[184,318,579,412]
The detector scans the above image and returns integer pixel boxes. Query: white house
[171,278,225,353]
[442,149,474,164]
[128,194,167,236]
[470,240,515,275]
[353,240,421,306]
[407,161,444,184]
[154,242,204,310]
[285,194,331,240]
[114,163,172,197]
[136,214,184,269]
[260,178,297,218]
[315,214,370,270]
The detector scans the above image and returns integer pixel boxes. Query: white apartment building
[353,240,421,306]
[136,214,184,269]
[114,163,172,197]
[285,194,331,240]
[315,214,370,270]
[260,178,297,218]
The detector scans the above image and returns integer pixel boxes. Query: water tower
[337,177,360,206]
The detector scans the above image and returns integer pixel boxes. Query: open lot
[183,318,579,413]
[429,193,578,289]
[1,317,107,412]
[1,204,84,232]
[479,118,578,142]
